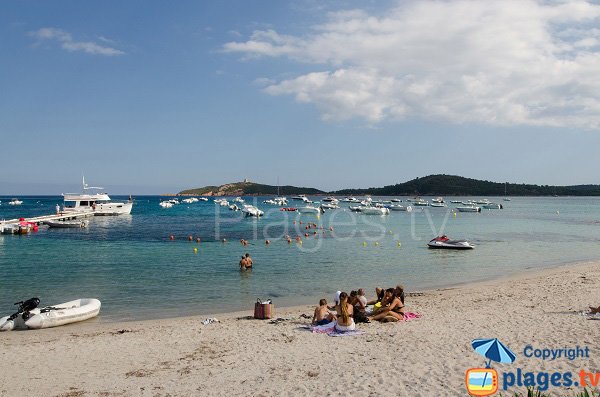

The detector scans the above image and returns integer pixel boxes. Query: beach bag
[254,298,274,319]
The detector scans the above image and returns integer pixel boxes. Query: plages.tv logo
[466,338,517,396]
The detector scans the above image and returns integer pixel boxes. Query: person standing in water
[239,253,253,271]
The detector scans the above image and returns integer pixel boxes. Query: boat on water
[159,201,173,208]
[482,203,503,209]
[320,203,339,209]
[229,204,240,211]
[390,204,412,212]
[233,197,245,203]
[241,205,264,217]
[430,202,447,208]
[427,236,474,250]
[291,194,311,203]
[0,298,101,331]
[181,197,199,204]
[456,206,481,213]
[342,197,360,203]
[45,220,89,228]
[63,177,132,216]
[8,198,23,206]
[360,206,390,215]
[390,198,402,203]
[431,197,445,204]
[297,205,324,214]
[322,196,339,203]
[450,200,462,204]
[412,199,429,206]
[476,199,491,205]
[349,206,362,212]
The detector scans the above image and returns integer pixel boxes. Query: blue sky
[1,1,599,194]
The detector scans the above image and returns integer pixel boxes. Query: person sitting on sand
[369,287,391,315]
[335,292,355,331]
[312,299,336,326]
[357,288,368,308]
[394,284,406,315]
[369,288,404,322]
[349,290,369,323]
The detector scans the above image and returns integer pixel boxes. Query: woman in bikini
[334,292,355,331]
[369,288,405,322]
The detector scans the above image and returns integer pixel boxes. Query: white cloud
[223,0,600,129]
[29,27,124,56]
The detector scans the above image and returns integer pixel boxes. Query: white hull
[390,205,412,212]
[297,206,323,214]
[456,206,481,212]
[360,207,390,215]
[46,220,89,228]
[241,205,264,217]
[1,298,101,331]
[64,201,133,215]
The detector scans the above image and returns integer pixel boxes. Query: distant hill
[178,175,600,196]
[178,181,324,196]
[332,175,600,196]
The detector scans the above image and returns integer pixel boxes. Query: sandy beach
[1,261,599,397]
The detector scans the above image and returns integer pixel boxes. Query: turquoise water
[1,196,599,322]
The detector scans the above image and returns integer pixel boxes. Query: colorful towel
[403,312,421,321]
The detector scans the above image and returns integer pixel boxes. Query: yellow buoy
[193,247,198,253]
[374,242,379,246]
[362,241,367,247]
[397,241,401,247]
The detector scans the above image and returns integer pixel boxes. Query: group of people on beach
[312,285,405,331]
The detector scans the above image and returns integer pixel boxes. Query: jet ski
[428,235,474,250]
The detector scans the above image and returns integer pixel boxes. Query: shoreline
[1,260,599,396]
[96,257,599,324]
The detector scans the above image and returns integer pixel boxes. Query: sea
[1,195,599,322]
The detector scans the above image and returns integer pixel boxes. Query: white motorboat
[456,206,481,213]
[503,198,511,201]
[0,298,101,331]
[432,197,445,204]
[450,200,462,204]
[349,206,362,212]
[476,199,491,205]
[320,203,339,209]
[412,199,429,206]
[322,196,339,203]
[182,197,199,204]
[241,205,264,217]
[198,197,208,201]
[482,203,503,209]
[390,204,412,212]
[45,220,89,228]
[291,194,311,203]
[8,198,23,206]
[360,207,390,215]
[233,197,245,203]
[63,177,133,216]
[430,202,447,208]
[159,201,173,208]
[297,205,323,214]
[229,204,240,211]
[427,236,474,250]
[390,198,402,203]
[342,197,360,203]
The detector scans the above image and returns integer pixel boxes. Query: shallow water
[1,195,599,321]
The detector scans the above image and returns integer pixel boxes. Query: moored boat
[427,236,474,250]
[297,205,323,214]
[456,206,481,212]
[63,177,132,216]
[360,206,390,215]
[241,205,264,217]
[45,220,89,228]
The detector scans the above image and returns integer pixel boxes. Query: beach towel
[403,312,421,321]
[309,321,365,337]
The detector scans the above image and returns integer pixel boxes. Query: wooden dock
[1,211,95,227]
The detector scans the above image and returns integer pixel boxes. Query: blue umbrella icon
[471,338,516,389]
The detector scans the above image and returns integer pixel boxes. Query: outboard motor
[8,297,40,321]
